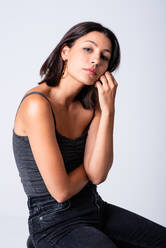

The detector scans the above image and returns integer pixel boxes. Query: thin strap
[14,91,56,124]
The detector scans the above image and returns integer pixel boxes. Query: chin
[71,71,96,86]
[79,75,97,85]
[82,79,96,87]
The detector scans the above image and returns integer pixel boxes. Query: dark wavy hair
[38,21,121,110]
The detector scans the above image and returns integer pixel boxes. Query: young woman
[12,21,166,248]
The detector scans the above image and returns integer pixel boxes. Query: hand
[94,71,118,114]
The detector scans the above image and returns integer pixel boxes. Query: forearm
[63,164,89,202]
[85,112,115,184]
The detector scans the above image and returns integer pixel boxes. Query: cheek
[68,55,86,73]
[98,67,107,78]
[67,62,81,77]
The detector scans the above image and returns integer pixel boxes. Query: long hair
[38,21,121,109]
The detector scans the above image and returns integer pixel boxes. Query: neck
[48,74,85,110]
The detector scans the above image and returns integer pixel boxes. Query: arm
[84,71,118,185]
[84,108,114,185]
[23,94,89,203]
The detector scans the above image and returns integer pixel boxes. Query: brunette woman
[12,21,166,248]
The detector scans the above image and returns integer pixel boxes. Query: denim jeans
[27,183,166,248]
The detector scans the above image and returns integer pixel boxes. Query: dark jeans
[27,182,166,248]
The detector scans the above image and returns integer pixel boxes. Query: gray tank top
[12,92,96,196]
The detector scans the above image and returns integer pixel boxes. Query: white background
[1,0,166,247]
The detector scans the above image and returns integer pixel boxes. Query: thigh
[56,225,118,248]
[101,201,166,248]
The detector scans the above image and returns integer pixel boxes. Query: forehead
[75,31,112,49]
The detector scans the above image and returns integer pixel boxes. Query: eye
[101,54,109,61]
[83,47,92,52]
[83,47,110,62]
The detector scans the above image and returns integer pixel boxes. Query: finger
[104,71,114,89]
[111,74,118,86]
[112,75,118,88]
[105,72,118,100]
[112,82,118,99]
[95,80,102,88]
[105,71,118,89]
[99,75,109,90]
[94,81,103,92]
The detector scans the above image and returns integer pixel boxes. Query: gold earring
[61,60,67,78]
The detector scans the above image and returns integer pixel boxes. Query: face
[61,31,112,85]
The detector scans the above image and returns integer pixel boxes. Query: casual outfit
[12,92,166,247]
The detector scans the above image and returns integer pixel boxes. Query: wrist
[101,111,115,119]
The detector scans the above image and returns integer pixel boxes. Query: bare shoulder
[18,84,48,114]
[14,85,51,136]
[21,92,52,129]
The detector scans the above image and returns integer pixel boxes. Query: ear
[61,45,70,61]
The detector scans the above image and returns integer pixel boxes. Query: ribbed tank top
[12,92,96,197]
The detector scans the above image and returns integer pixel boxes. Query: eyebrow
[83,40,112,54]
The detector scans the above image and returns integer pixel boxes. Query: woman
[12,21,166,248]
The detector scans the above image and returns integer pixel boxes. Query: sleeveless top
[12,92,96,197]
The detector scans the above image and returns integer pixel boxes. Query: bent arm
[22,94,89,203]
[84,109,115,184]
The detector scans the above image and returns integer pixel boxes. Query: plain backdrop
[1,0,166,247]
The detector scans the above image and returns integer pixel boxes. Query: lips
[83,68,97,75]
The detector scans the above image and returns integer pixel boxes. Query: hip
[27,183,105,240]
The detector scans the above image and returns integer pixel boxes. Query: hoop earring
[61,60,67,78]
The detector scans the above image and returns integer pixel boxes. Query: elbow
[53,194,67,204]
[86,172,107,185]
[93,176,106,185]
[51,190,69,204]
[94,163,113,185]
[55,197,65,204]
[50,193,63,203]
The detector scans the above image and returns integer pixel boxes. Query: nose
[90,53,100,65]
